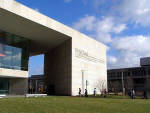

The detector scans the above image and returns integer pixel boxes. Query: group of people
[78,88,107,97]
[78,88,89,97]
[28,85,46,94]
[129,89,148,99]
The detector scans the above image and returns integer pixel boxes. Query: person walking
[132,89,135,99]
[79,88,81,97]
[131,89,135,99]
[127,89,131,98]
[104,89,107,98]
[85,89,88,97]
[94,88,96,97]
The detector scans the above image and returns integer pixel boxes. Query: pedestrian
[85,89,88,97]
[94,88,96,97]
[127,89,131,98]
[131,89,135,99]
[104,89,107,98]
[79,88,81,97]
[132,89,135,99]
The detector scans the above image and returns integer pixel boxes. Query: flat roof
[0,0,105,56]
[107,66,150,71]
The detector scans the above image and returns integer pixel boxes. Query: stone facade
[44,36,107,96]
[72,33,107,95]
[44,39,72,95]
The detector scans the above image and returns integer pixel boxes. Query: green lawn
[0,96,150,113]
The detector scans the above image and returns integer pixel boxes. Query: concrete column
[44,39,72,96]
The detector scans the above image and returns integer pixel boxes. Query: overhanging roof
[0,0,106,56]
[0,0,74,56]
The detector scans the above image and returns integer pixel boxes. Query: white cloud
[73,15,126,43]
[96,17,126,43]
[64,0,72,3]
[64,0,150,27]
[113,24,126,34]
[108,35,150,69]
[83,0,150,27]
[107,55,117,64]
[73,15,96,31]
[71,0,150,69]
[107,52,141,69]
[112,36,150,54]
[116,0,150,26]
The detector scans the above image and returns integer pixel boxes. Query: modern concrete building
[0,0,107,96]
[108,57,150,97]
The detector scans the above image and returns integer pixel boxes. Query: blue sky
[15,0,150,75]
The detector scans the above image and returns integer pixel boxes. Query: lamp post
[81,70,88,94]
[86,80,88,90]
[122,71,125,97]
[81,70,84,94]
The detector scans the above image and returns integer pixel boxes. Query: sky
[15,0,150,75]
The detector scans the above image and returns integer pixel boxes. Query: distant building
[108,57,150,97]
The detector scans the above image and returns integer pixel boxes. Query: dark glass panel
[0,31,30,71]
[0,78,9,94]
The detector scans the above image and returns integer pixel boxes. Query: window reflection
[0,31,30,71]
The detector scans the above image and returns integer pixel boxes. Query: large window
[0,31,30,71]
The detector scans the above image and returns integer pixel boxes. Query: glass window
[0,31,30,71]
[0,78,9,94]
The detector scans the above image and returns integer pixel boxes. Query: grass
[0,96,150,113]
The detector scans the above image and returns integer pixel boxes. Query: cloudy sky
[15,0,150,75]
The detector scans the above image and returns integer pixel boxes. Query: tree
[95,79,107,95]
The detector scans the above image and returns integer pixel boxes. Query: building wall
[9,78,28,95]
[0,68,28,78]
[44,39,72,95]
[0,68,28,95]
[71,32,107,96]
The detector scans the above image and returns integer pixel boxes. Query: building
[108,57,150,97]
[0,0,107,96]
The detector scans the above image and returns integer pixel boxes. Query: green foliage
[0,96,149,113]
